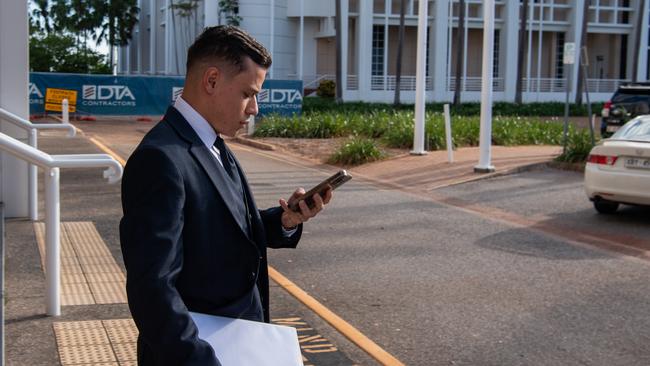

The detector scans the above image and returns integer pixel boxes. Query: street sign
[563,42,576,65]
[45,88,77,112]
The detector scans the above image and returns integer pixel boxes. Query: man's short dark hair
[186,25,272,73]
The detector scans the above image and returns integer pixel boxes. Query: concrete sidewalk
[3,122,567,365]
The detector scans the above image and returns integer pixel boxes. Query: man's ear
[203,67,220,94]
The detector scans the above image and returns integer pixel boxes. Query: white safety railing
[0,127,122,316]
[0,107,77,221]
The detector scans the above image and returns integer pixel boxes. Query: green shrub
[316,80,336,98]
[555,129,595,163]
[302,98,603,117]
[328,138,385,166]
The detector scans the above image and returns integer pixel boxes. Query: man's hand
[279,187,333,229]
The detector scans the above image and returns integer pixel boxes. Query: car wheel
[594,200,619,214]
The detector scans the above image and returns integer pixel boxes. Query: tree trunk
[515,0,530,104]
[453,0,465,106]
[574,0,590,105]
[394,0,406,106]
[335,0,343,103]
[632,0,646,82]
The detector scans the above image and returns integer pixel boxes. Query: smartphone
[288,170,352,212]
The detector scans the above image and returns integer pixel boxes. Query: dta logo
[29,83,44,98]
[82,84,136,107]
[83,85,97,100]
[270,89,302,103]
[258,89,270,103]
[172,87,183,102]
[257,89,301,104]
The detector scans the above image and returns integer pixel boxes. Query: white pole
[444,104,454,163]
[62,99,69,124]
[28,129,38,220]
[44,167,61,316]
[475,0,495,173]
[411,0,428,155]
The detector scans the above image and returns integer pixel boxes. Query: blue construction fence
[29,72,302,117]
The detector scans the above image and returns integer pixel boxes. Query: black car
[601,83,650,137]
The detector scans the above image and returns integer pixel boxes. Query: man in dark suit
[120,25,331,366]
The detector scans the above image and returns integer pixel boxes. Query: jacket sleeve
[119,147,220,366]
[259,206,303,249]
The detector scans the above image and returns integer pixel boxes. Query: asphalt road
[233,145,650,366]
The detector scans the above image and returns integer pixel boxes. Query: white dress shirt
[174,96,224,166]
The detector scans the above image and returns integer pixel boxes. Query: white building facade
[118,0,650,103]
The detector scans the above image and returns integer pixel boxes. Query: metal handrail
[0,107,77,220]
[0,130,122,316]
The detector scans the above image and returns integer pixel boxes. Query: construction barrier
[29,72,302,117]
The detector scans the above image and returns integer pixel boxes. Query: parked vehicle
[586,115,650,213]
[601,83,650,137]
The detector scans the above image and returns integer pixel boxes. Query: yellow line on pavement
[268,266,405,366]
[89,136,126,167]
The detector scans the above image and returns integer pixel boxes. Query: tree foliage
[30,0,140,70]
[29,30,111,74]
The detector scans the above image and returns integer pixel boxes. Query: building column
[0,0,29,217]
[636,0,649,81]
[503,0,520,101]
[150,0,157,74]
[341,0,349,92]
[357,0,373,96]
[432,0,449,101]
[165,0,171,74]
[205,0,219,26]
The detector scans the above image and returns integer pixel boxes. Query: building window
[372,25,384,76]
[555,32,565,79]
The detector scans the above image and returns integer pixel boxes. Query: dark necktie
[214,135,238,181]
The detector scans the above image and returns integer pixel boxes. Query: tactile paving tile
[54,319,139,366]
[53,326,110,347]
[33,221,127,305]
[58,344,117,364]
[112,342,137,362]
[105,323,138,344]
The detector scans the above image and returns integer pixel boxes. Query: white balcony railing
[447,77,505,92]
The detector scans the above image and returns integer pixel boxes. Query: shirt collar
[173,96,218,149]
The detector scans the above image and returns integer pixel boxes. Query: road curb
[231,135,276,151]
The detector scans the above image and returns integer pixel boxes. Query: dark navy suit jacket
[120,107,302,366]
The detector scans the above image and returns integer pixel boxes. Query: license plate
[624,157,650,170]
[606,125,620,133]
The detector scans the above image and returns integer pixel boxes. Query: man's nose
[247,96,259,116]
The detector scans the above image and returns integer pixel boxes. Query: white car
[585,115,650,214]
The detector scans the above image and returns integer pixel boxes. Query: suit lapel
[164,107,251,238]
